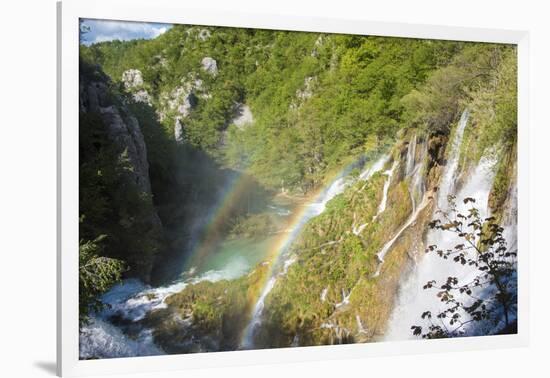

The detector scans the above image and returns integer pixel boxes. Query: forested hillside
[78,22,517,357]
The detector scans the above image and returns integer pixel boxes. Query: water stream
[384,109,507,339]
[240,154,390,348]
[80,153,390,358]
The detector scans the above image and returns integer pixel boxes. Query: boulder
[201,57,218,76]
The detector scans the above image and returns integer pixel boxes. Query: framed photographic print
[57,0,529,376]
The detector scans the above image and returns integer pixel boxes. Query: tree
[411,195,517,339]
[79,235,125,324]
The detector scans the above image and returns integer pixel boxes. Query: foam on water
[384,109,514,340]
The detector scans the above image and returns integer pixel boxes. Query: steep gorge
[78,24,518,358]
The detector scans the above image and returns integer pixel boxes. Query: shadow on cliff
[80,62,268,286]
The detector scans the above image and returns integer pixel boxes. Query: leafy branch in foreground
[79,235,126,324]
[411,195,517,339]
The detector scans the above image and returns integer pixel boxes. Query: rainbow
[238,158,370,347]
[184,157,357,273]
[183,172,257,270]
[178,154,376,347]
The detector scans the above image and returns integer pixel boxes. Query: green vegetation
[412,197,517,338]
[81,26,485,193]
[79,101,163,282]
[79,235,125,323]
[145,261,269,353]
[78,22,518,348]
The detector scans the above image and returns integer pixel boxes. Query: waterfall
[384,157,496,339]
[408,136,427,213]
[405,134,417,176]
[384,109,503,340]
[241,154,389,348]
[356,314,368,335]
[352,222,369,236]
[320,287,329,302]
[79,266,247,358]
[437,109,469,209]
[360,154,390,181]
[374,161,398,219]
[372,197,429,277]
[334,289,352,308]
[240,174,351,348]
[372,135,428,277]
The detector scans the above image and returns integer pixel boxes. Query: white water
[437,109,469,209]
[320,287,329,302]
[352,222,369,236]
[240,174,351,348]
[384,109,506,340]
[385,157,497,339]
[372,134,428,277]
[372,197,430,277]
[407,135,428,213]
[352,154,392,234]
[79,318,162,359]
[79,266,250,358]
[405,134,417,176]
[241,154,389,348]
[374,160,398,219]
[360,154,390,181]
[356,314,368,335]
[334,289,352,308]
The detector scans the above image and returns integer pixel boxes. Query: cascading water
[407,135,427,213]
[240,154,390,348]
[360,154,390,181]
[405,134,417,176]
[81,154,390,356]
[372,135,428,277]
[384,109,507,340]
[374,161,398,219]
[437,109,469,209]
[384,157,497,339]
[79,268,247,358]
[240,175,352,348]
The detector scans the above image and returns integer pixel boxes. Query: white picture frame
[57,0,530,376]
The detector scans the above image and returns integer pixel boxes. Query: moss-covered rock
[144,262,270,353]
[489,145,517,224]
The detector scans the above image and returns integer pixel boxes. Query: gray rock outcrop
[122,69,144,89]
[80,73,163,258]
[159,75,210,141]
[201,57,218,76]
[122,69,152,105]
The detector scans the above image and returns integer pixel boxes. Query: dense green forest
[79,22,517,357]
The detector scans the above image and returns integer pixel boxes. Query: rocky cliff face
[79,66,163,281]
